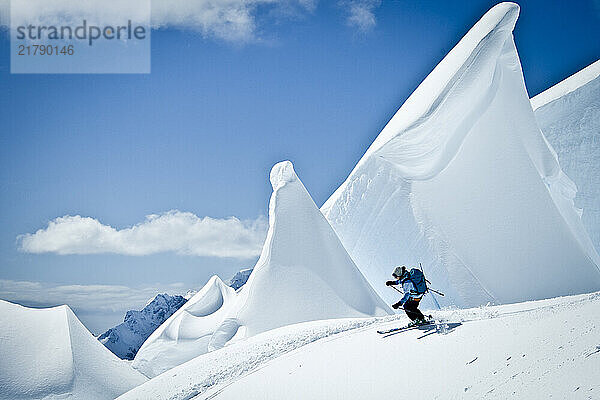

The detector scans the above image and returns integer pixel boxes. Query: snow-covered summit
[0,300,146,400]
[322,2,600,308]
[532,59,600,254]
[98,293,186,360]
[133,276,237,377]
[228,268,253,290]
[209,161,390,350]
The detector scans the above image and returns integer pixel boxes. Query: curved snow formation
[532,60,600,254]
[210,161,391,350]
[0,300,146,400]
[322,2,600,308]
[133,276,236,377]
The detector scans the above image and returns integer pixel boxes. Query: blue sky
[1,0,599,333]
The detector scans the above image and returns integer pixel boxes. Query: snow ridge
[531,60,600,110]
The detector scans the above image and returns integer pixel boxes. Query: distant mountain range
[98,293,187,360]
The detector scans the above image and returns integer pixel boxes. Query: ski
[377,321,435,335]
[377,326,412,334]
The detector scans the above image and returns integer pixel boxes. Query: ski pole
[389,285,403,295]
[389,282,444,296]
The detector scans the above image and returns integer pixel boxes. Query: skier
[386,266,429,326]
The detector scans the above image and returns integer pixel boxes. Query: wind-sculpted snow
[532,60,600,255]
[133,276,237,377]
[0,300,146,400]
[117,315,402,400]
[208,161,390,350]
[322,2,600,308]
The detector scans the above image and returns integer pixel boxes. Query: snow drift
[532,59,600,254]
[321,2,600,308]
[0,300,146,400]
[133,276,237,377]
[209,161,390,350]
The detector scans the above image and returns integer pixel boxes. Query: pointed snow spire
[322,2,600,308]
[133,275,236,377]
[210,161,390,349]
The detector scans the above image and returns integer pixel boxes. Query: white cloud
[18,211,267,259]
[0,0,317,42]
[0,279,192,333]
[340,0,381,32]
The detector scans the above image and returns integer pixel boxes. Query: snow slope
[133,276,237,377]
[117,292,600,400]
[321,2,600,308]
[207,292,600,400]
[0,300,146,400]
[208,161,390,350]
[98,293,187,360]
[532,60,600,254]
[117,315,401,400]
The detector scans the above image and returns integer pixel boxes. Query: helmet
[392,266,407,279]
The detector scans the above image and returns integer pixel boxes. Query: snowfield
[118,292,600,400]
[0,300,147,400]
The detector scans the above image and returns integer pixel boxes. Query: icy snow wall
[532,60,600,255]
[210,161,390,350]
[133,276,237,377]
[321,3,600,309]
[0,300,146,400]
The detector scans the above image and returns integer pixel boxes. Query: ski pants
[403,299,425,321]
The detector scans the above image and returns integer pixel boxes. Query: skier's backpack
[407,268,427,295]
